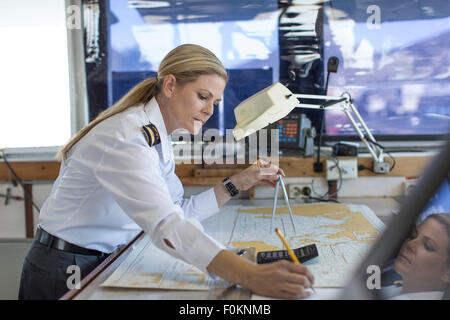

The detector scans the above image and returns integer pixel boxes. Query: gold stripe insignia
[141,123,161,147]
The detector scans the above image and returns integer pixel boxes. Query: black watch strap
[222,177,239,197]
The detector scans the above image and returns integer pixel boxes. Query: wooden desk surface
[62,198,399,300]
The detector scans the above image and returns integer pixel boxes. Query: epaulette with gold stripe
[141,123,161,147]
[393,280,403,287]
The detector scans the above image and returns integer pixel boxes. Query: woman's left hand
[230,159,285,191]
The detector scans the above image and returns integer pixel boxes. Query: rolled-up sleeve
[94,138,225,273]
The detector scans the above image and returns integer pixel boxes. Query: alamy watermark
[366,265,381,290]
[66,265,81,290]
[367,5,381,30]
[172,128,280,170]
[66,5,82,30]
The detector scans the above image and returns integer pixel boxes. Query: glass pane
[0,0,71,148]
[379,177,450,300]
[323,2,450,137]
[109,0,279,134]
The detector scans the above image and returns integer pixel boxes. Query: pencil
[275,228,315,293]
[275,228,299,263]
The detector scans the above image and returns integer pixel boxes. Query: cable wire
[366,138,397,171]
[0,150,41,212]
[310,156,342,202]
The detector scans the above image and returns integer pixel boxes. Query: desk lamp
[233,82,300,232]
[233,82,390,174]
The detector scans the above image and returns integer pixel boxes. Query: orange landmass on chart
[161,269,207,287]
[318,211,378,241]
[183,268,207,283]
[293,238,320,246]
[253,214,272,219]
[231,241,281,254]
[238,203,352,217]
[354,230,379,241]
[140,273,163,283]
[239,204,379,242]
[129,273,162,286]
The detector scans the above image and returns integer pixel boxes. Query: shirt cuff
[185,230,226,274]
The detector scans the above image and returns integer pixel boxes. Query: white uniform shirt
[382,285,444,300]
[39,97,225,273]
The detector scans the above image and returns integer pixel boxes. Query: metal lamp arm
[293,93,384,163]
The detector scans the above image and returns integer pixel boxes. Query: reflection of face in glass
[393,214,450,294]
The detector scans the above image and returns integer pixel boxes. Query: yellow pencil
[275,228,315,293]
[275,228,299,263]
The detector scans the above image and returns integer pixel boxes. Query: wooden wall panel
[0,155,433,184]
[0,161,60,181]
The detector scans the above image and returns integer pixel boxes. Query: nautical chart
[102,202,384,290]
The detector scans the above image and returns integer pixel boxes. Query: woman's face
[393,218,450,288]
[163,74,226,135]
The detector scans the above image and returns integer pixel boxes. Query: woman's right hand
[242,259,315,299]
[207,249,315,299]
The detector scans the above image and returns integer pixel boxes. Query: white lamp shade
[233,82,299,140]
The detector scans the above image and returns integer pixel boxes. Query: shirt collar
[144,97,172,162]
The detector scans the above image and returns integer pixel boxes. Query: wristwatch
[222,177,239,197]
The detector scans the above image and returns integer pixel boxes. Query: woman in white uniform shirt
[19,44,314,300]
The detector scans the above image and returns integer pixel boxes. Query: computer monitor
[341,137,450,300]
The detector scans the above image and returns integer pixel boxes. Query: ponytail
[56,43,227,163]
[56,77,159,162]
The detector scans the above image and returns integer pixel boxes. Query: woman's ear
[162,74,177,98]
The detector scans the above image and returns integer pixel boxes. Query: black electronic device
[332,141,359,157]
[275,113,315,155]
[256,243,318,264]
[277,113,301,148]
[327,56,339,73]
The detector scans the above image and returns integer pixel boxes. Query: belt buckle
[36,227,52,247]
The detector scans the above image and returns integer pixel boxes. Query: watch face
[223,178,239,196]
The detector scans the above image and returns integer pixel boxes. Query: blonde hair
[424,213,450,300]
[424,214,450,264]
[56,44,228,162]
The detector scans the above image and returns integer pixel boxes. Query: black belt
[35,227,107,257]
